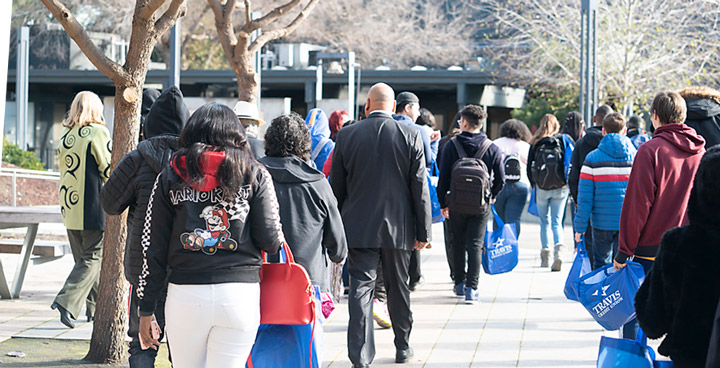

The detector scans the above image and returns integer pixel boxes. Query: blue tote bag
[427,161,444,223]
[561,134,575,182]
[482,205,519,275]
[575,262,646,330]
[564,237,592,301]
[528,187,539,217]
[597,328,673,368]
[247,285,323,368]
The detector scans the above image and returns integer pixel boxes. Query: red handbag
[259,241,315,325]
[248,242,318,368]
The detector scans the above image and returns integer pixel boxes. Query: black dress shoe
[409,276,425,291]
[395,347,414,363]
[353,365,369,368]
[51,302,75,329]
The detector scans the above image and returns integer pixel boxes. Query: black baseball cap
[396,91,420,105]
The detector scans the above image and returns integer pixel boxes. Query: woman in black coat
[100,86,189,366]
[258,113,347,291]
[636,146,720,367]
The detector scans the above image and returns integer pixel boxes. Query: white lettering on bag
[489,238,513,259]
[591,290,623,317]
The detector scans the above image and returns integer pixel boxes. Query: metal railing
[0,167,60,206]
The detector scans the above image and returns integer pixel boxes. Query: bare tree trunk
[208,0,319,103]
[85,84,142,363]
[40,0,186,362]
[235,55,258,103]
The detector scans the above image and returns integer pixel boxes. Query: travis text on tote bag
[575,261,645,331]
[482,205,519,275]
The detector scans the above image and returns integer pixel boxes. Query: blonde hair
[531,114,560,144]
[62,91,105,128]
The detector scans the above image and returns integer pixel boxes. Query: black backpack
[503,154,522,182]
[447,138,493,215]
[530,136,565,190]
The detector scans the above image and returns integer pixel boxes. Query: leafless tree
[208,0,320,102]
[475,0,720,111]
[289,0,474,69]
[39,0,186,363]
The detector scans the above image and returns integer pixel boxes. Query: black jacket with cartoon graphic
[137,151,283,316]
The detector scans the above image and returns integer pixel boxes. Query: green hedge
[2,137,45,170]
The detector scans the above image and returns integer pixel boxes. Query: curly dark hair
[498,119,532,142]
[264,112,312,161]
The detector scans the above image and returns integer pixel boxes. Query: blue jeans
[535,186,569,249]
[128,283,167,368]
[494,181,529,237]
[592,229,619,270]
[622,257,654,340]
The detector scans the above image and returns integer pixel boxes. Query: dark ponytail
[174,103,255,199]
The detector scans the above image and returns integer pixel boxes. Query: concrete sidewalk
[322,222,612,368]
[0,221,664,367]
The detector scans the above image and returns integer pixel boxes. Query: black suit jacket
[329,110,432,250]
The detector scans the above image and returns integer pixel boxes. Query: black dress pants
[347,247,412,366]
[409,249,422,285]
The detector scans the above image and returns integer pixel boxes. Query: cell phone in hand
[139,315,161,350]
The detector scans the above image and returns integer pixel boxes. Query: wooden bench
[0,206,62,299]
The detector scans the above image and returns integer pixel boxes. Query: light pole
[169,20,181,88]
[0,3,11,166]
[580,0,598,128]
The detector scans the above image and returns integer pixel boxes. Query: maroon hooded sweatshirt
[616,123,706,263]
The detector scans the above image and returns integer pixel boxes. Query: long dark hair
[174,103,255,198]
[562,111,584,142]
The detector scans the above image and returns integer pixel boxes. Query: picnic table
[0,206,62,299]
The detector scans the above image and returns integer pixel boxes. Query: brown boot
[540,249,550,267]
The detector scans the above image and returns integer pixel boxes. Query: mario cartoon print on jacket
[181,205,238,255]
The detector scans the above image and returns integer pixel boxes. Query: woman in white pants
[136,103,284,367]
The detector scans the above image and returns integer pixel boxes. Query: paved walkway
[0,221,664,367]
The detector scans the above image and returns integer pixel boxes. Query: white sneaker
[372,298,392,329]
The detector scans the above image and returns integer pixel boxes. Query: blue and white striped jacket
[573,133,637,233]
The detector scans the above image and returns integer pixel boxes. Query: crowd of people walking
[49,82,720,367]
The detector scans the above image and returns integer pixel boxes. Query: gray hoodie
[259,155,347,291]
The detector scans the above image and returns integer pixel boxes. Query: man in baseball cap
[233,101,266,159]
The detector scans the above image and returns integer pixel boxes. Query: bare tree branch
[180,5,211,52]
[39,0,128,84]
[244,0,252,26]
[287,0,473,69]
[248,0,318,55]
[245,0,303,33]
[155,0,188,37]
[208,0,239,61]
[137,0,167,21]
[473,0,720,110]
